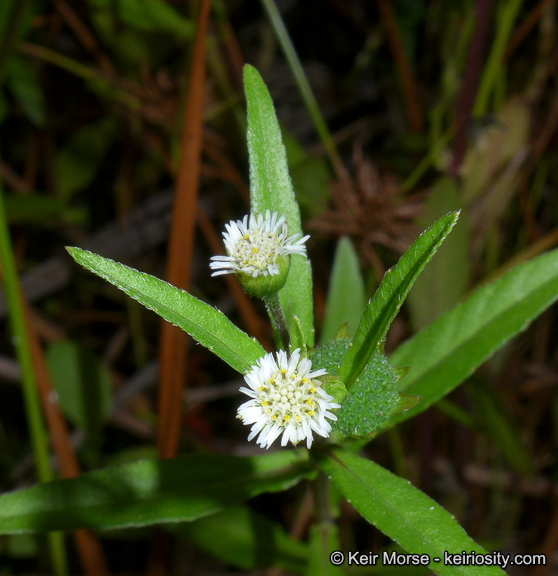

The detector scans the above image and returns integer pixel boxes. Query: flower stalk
[263,291,290,350]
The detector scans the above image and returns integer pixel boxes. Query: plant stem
[0,179,68,574]
[450,0,493,176]
[314,471,331,524]
[474,0,524,116]
[263,292,289,350]
[402,125,455,191]
[259,0,346,179]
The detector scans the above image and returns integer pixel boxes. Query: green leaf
[67,247,265,374]
[85,0,193,38]
[55,119,116,200]
[406,179,470,331]
[244,64,314,346]
[337,212,459,388]
[5,55,46,126]
[4,193,85,224]
[0,451,312,534]
[320,237,366,345]
[389,246,558,427]
[314,447,506,576]
[46,340,112,433]
[171,505,308,572]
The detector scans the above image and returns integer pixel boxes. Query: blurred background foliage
[1,0,558,574]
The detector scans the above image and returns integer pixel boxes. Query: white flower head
[210,210,308,285]
[237,348,340,449]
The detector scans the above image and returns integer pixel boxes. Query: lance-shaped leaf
[244,64,314,346]
[337,212,459,388]
[388,245,558,427]
[67,247,265,374]
[314,447,505,576]
[0,451,313,534]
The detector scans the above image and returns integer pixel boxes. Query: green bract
[236,253,291,297]
[336,350,400,437]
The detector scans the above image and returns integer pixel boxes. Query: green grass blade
[320,237,366,345]
[473,0,523,116]
[389,246,558,427]
[0,451,312,534]
[0,178,68,575]
[67,247,265,374]
[314,447,506,576]
[259,0,341,171]
[244,64,314,346]
[337,212,459,388]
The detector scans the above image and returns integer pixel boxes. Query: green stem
[263,292,289,350]
[402,125,455,192]
[473,0,524,116]
[387,427,407,479]
[0,179,68,575]
[436,398,476,429]
[259,0,345,177]
[314,471,331,524]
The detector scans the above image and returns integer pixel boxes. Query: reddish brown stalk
[505,0,557,60]
[217,19,245,88]
[157,0,212,459]
[149,3,211,573]
[450,0,493,177]
[376,0,423,133]
[22,300,110,576]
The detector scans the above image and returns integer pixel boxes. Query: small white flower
[237,348,340,449]
[210,210,308,278]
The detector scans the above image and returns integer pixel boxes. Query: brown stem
[450,0,493,177]
[376,0,423,133]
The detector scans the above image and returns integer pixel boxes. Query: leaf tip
[242,63,258,83]
[65,246,80,260]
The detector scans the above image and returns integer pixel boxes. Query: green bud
[236,254,291,297]
[319,375,348,405]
